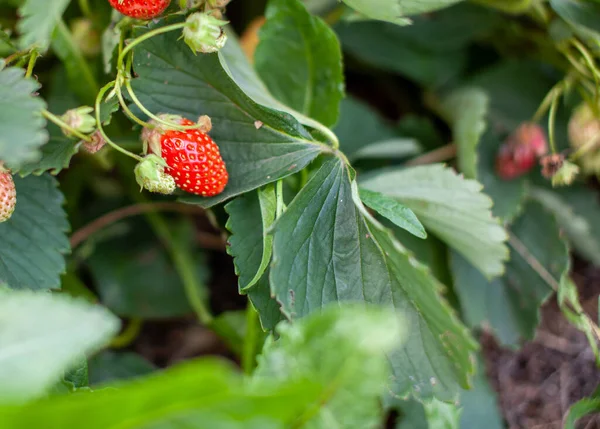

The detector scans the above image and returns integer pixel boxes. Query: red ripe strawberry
[108,0,171,20]
[143,116,228,197]
[0,169,16,223]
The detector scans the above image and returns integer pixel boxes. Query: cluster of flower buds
[495,123,548,180]
[60,107,106,154]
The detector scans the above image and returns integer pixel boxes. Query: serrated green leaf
[440,87,489,179]
[451,202,569,346]
[0,65,48,168]
[225,185,276,291]
[16,0,70,49]
[248,271,284,331]
[130,24,326,208]
[0,174,70,290]
[0,358,321,428]
[271,157,477,401]
[359,188,426,239]
[17,67,80,177]
[532,186,600,266]
[256,0,344,127]
[0,291,119,403]
[361,164,508,279]
[88,351,157,386]
[220,28,341,141]
[255,304,403,428]
[341,0,464,24]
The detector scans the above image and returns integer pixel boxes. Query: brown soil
[482,258,600,429]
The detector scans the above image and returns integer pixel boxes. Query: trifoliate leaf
[271,157,477,401]
[17,0,71,50]
[255,0,344,127]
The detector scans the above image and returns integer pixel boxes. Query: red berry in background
[495,122,548,180]
[108,0,171,20]
[143,115,228,197]
[0,168,16,223]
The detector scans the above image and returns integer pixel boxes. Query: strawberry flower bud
[61,106,96,138]
[183,12,228,54]
[134,154,177,195]
[82,130,107,154]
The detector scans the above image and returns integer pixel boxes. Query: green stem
[42,110,92,142]
[25,49,38,78]
[78,0,92,19]
[242,301,260,375]
[110,318,143,348]
[117,22,186,72]
[548,91,560,154]
[134,197,213,325]
[124,80,204,131]
[115,80,153,129]
[95,81,143,162]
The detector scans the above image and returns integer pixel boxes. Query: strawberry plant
[1,0,600,428]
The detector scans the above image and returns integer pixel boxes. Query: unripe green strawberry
[135,154,177,195]
[568,103,600,176]
[183,12,228,54]
[0,167,16,223]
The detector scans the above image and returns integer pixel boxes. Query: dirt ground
[483,258,600,429]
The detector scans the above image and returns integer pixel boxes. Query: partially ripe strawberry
[143,115,228,197]
[108,0,171,20]
[0,168,16,223]
[495,123,547,180]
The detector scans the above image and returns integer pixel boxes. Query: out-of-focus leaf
[87,220,208,319]
[16,0,70,49]
[0,359,321,428]
[361,164,508,279]
[0,290,119,403]
[550,0,600,34]
[564,387,600,429]
[440,87,489,179]
[0,65,48,169]
[531,186,600,266]
[336,4,500,86]
[254,304,404,428]
[255,0,344,127]
[451,202,569,346]
[88,351,157,386]
[341,0,465,24]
